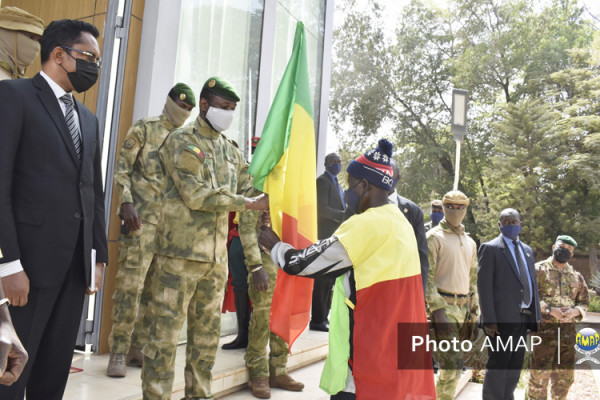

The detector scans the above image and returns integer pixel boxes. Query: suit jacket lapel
[498,235,521,280]
[33,74,80,167]
[326,173,343,208]
[75,100,93,165]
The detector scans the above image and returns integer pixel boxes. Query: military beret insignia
[208,79,216,88]
[123,138,137,149]
[179,93,186,101]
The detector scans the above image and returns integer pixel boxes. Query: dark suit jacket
[0,73,108,288]
[392,193,429,293]
[477,234,541,330]
[316,172,345,240]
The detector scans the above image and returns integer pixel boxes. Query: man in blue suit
[477,208,541,400]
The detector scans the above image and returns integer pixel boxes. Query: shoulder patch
[186,145,204,159]
[123,138,137,149]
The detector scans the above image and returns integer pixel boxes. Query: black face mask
[65,58,99,93]
[553,246,572,263]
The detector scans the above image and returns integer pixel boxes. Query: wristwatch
[545,306,551,314]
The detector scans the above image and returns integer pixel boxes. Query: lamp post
[450,89,468,190]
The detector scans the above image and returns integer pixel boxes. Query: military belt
[438,290,469,306]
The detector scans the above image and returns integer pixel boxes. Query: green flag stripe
[249,21,312,191]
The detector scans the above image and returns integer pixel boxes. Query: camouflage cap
[431,199,443,207]
[0,7,44,36]
[556,235,577,247]
[442,190,470,206]
[202,76,240,102]
[168,82,196,107]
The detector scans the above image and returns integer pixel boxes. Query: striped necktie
[60,94,81,159]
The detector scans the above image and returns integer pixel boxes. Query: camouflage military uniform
[527,257,589,400]
[245,241,289,378]
[426,221,478,400]
[109,114,175,355]
[141,117,261,400]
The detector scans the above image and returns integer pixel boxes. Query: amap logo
[575,327,600,365]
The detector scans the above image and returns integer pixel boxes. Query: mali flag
[248,22,317,348]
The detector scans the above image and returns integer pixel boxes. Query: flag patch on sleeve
[186,145,204,159]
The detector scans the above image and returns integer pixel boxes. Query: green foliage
[331,0,598,249]
[588,295,600,312]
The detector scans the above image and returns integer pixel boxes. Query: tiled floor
[64,329,329,400]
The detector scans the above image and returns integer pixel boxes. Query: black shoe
[222,292,251,350]
[309,321,329,332]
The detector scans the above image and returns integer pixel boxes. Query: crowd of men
[0,7,594,400]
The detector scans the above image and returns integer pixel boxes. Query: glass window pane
[175,0,265,155]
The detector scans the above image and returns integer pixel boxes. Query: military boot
[222,292,250,350]
[269,374,304,391]
[250,377,271,399]
[106,353,127,377]
[126,346,143,367]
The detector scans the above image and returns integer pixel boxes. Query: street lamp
[450,89,468,190]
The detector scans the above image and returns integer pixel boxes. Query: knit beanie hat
[346,139,396,191]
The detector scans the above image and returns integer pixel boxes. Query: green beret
[556,235,577,247]
[169,82,196,107]
[202,76,240,102]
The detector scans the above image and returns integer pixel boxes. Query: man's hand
[245,194,269,210]
[0,319,28,386]
[121,202,142,231]
[259,225,281,253]
[1,271,29,307]
[559,307,580,322]
[431,309,451,337]
[252,267,269,292]
[86,262,105,295]
[484,323,500,337]
[549,307,565,321]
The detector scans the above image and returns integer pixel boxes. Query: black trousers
[311,275,335,324]
[0,234,86,400]
[482,316,530,400]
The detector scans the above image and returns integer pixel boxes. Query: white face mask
[206,106,235,132]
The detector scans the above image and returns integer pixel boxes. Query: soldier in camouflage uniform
[426,190,478,400]
[107,83,196,377]
[527,235,589,400]
[140,77,268,400]
[245,212,304,399]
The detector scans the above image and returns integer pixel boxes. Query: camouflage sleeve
[238,210,262,268]
[574,272,590,321]
[469,241,479,313]
[113,120,146,205]
[535,263,550,311]
[425,233,446,312]
[165,137,246,212]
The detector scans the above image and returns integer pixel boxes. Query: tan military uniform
[528,257,590,400]
[426,220,478,400]
[108,114,175,355]
[141,117,261,400]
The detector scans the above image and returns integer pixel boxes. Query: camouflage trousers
[245,253,288,378]
[109,223,157,354]
[434,303,468,400]
[527,337,575,400]
[141,255,227,400]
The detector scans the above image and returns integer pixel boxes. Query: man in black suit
[389,160,428,293]
[311,153,345,332]
[477,208,541,400]
[0,19,108,400]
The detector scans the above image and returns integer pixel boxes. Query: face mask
[163,96,191,127]
[344,181,364,217]
[500,224,521,239]
[65,58,99,93]
[16,32,40,70]
[443,208,466,227]
[206,106,235,132]
[430,211,444,226]
[553,246,572,263]
[326,163,342,176]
